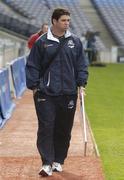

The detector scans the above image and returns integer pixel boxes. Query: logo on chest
[67,40,75,48]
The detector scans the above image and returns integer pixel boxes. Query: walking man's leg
[34,92,56,176]
[54,95,77,164]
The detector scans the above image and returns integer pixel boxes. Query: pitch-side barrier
[10,56,26,98]
[0,56,26,128]
[0,68,15,128]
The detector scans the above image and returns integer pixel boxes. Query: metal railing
[80,92,88,156]
[80,92,101,157]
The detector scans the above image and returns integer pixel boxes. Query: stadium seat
[91,0,124,46]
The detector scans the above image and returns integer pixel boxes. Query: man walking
[25,8,88,177]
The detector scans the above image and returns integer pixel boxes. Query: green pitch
[85,64,124,180]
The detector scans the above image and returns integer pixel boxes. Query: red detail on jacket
[28,33,40,49]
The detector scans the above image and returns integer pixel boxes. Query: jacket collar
[47,28,71,43]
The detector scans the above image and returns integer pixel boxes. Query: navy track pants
[34,91,77,165]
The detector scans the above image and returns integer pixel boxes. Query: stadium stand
[0,0,124,128]
[0,37,14,67]
[91,0,124,46]
[0,1,39,37]
[0,0,105,50]
[0,35,25,67]
[45,0,105,50]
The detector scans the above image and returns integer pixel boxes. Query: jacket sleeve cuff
[77,81,87,87]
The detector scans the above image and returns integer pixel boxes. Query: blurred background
[0,0,124,68]
[1,1,124,180]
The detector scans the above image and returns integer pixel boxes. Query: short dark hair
[51,8,70,24]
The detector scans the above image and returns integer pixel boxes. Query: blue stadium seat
[1,0,105,49]
[91,0,124,46]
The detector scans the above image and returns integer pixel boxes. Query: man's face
[53,15,70,31]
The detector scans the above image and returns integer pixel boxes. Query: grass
[85,64,124,180]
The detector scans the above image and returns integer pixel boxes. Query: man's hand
[79,86,86,101]
[79,86,86,96]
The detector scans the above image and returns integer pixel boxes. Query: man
[27,23,48,49]
[84,31,98,65]
[25,8,88,177]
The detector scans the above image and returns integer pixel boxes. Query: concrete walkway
[0,90,104,180]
